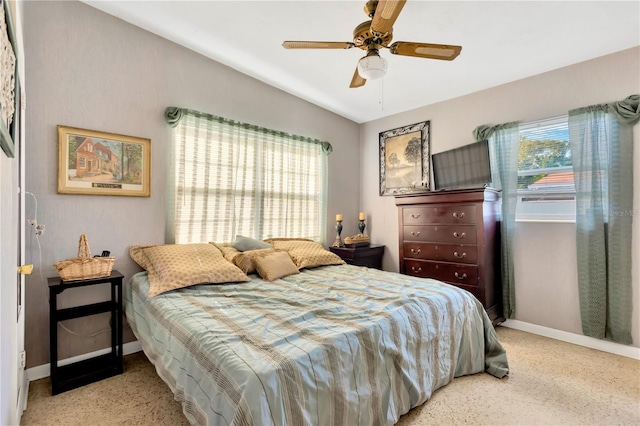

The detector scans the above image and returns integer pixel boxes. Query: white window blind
[172,111,329,244]
[517,115,575,221]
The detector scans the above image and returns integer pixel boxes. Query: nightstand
[329,245,385,269]
[48,270,124,395]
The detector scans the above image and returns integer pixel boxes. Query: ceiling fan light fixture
[357,53,387,80]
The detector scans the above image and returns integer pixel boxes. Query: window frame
[516,115,575,223]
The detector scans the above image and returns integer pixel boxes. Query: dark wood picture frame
[0,0,18,158]
[379,120,430,196]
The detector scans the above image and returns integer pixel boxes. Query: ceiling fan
[282,0,462,88]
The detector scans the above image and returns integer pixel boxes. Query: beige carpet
[21,327,640,425]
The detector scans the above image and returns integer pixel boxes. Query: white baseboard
[17,373,28,423]
[26,341,142,382]
[502,319,640,360]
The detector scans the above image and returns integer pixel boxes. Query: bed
[124,242,508,426]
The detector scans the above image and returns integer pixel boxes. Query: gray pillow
[232,235,272,252]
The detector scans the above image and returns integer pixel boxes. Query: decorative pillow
[212,243,242,263]
[254,251,300,281]
[129,243,250,297]
[265,238,314,243]
[233,248,277,274]
[264,238,345,269]
[232,235,272,252]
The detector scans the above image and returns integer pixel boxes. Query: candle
[336,214,343,221]
[359,212,365,220]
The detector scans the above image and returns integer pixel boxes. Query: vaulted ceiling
[83,1,640,123]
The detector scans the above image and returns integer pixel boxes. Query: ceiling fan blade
[350,66,366,88]
[282,41,355,49]
[371,0,407,36]
[389,42,462,60]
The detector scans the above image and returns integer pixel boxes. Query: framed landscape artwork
[379,120,430,196]
[58,125,151,197]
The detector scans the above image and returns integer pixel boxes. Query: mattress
[124,264,508,426]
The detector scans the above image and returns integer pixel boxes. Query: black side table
[329,245,385,269]
[48,270,124,395]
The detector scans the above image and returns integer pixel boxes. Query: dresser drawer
[403,260,478,286]
[402,204,477,225]
[450,283,484,303]
[403,225,477,244]
[403,242,477,264]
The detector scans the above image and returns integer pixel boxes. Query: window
[171,110,329,244]
[517,115,575,221]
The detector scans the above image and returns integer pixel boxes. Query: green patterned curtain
[165,107,331,245]
[473,122,520,318]
[568,94,639,344]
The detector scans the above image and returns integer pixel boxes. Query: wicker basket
[54,234,115,281]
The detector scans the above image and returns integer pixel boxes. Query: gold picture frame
[58,125,151,197]
[379,120,430,196]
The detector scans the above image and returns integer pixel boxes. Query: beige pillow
[129,243,250,297]
[254,251,300,281]
[265,239,345,269]
[211,243,241,264]
[233,248,277,274]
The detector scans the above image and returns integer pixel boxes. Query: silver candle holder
[332,219,345,247]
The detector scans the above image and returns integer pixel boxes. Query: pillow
[264,238,345,269]
[254,251,300,281]
[212,243,241,263]
[232,235,272,252]
[233,248,277,274]
[129,243,250,297]
[264,237,314,243]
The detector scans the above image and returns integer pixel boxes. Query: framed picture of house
[57,125,151,197]
[379,120,430,196]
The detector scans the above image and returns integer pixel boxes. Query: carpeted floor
[21,327,640,425]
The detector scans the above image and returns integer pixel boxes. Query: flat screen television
[432,140,492,190]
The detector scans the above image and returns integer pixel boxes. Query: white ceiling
[82,1,640,124]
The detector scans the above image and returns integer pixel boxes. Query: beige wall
[23,1,361,368]
[360,47,640,347]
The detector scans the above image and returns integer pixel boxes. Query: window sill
[516,217,575,224]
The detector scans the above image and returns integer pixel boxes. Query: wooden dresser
[395,187,503,322]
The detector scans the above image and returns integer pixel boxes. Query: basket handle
[77,234,92,259]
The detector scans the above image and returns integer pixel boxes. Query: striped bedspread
[124,264,508,426]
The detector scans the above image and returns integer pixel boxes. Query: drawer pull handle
[453,232,466,239]
[411,231,421,237]
[411,213,421,219]
[454,272,467,280]
[411,266,422,273]
[453,212,465,218]
[454,251,466,258]
[410,248,421,255]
